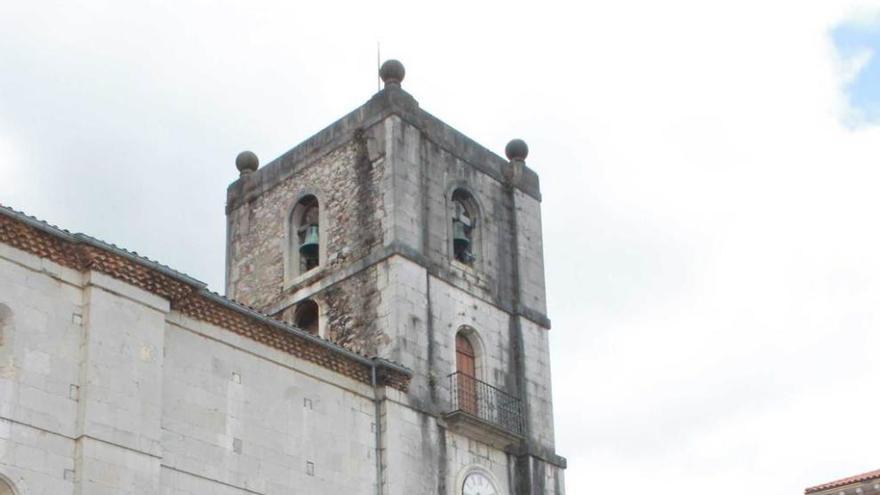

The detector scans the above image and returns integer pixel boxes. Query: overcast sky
[2,1,880,494]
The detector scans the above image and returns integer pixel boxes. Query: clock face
[462,472,498,495]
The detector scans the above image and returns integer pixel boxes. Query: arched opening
[0,474,17,495]
[294,299,319,336]
[455,331,478,415]
[288,195,321,280]
[0,304,10,347]
[451,189,478,265]
[0,304,13,371]
[296,196,320,272]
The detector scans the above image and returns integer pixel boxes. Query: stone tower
[226,60,565,494]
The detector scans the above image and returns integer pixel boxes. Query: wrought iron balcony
[445,372,524,444]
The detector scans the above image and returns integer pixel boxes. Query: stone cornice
[226,86,541,214]
[265,242,552,330]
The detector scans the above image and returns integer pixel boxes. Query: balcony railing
[447,372,524,437]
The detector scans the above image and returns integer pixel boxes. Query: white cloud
[837,47,874,86]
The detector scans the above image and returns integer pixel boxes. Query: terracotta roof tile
[806,468,880,493]
[0,203,412,390]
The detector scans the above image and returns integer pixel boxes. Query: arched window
[455,331,478,415]
[0,305,11,376]
[0,474,16,495]
[289,195,321,277]
[451,189,478,265]
[294,299,319,336]
[0,304,10,347]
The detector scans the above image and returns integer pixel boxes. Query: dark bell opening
[294,300,319,335]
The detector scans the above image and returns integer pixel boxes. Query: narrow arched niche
[0,304,11,348]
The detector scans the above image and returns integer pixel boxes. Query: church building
[0,60,566,495]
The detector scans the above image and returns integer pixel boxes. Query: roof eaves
[0,203,206,288]
[806,469,880,493]
[0,203,412,382]
[200,289,411,376]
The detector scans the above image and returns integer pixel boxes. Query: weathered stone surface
[227,136,384,308]
[226,124,389,356]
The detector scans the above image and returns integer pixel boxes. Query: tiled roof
[0,203,411,390]
[806,468,880,493]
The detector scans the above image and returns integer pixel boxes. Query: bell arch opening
[450,188,480,266]
[287,194,322,282]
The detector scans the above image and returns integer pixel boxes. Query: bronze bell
[453,220,470,253]
[299,224,320,258]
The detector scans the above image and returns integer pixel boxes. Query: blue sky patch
[832,19,880,123]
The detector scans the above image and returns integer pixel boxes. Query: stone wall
[0,240,383,494]
[320,265,386,355]
[384,115,516,311]
[382,388,514,495]
[226,125,386,313]
[226,124,389,356]
[0,243,80,494]
[161,315,378,495]
[520,318,556,452]
[361,253,519,407]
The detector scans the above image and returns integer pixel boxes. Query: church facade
[0,60,565,495]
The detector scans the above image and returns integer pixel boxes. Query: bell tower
[225,60,565,494]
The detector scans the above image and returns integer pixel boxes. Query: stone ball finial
[379,59,406,87]
[236,150,259,175]
[505,139,529,162]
